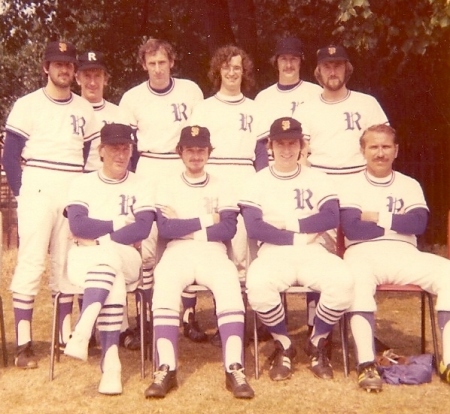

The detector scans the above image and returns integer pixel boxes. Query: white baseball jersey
[84,99,128,172]
[190,93,258,167]
[255,80,322,140]
[240,165,353,313]
[6,88,100,172]
[190,93,261,271]
[67,170,154,302]
[340,170,450,314]
[340,170,429,248]
[152,171,243,313]
[297,91,388,175]
[68,170,154,222]
[6,88,101,296]
[119,78,203,156]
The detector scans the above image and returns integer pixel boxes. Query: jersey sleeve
[119,91,138,129]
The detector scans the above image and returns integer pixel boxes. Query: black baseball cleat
[119,327,141,351]
[357,361,382,392]
[225,363,254,399]
[15,341,38,369]
[210,329,222,348]
[144,364,177,398]
[268,340,297,381]
[183,312,207,343]
[305,337,334,379]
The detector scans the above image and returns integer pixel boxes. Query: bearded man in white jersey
[120,38,205,345]
[2,40,100,369]
[340,124,450,392]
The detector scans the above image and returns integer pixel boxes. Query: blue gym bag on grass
[376,352,433,385]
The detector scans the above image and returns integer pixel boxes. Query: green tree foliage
[1,0,449,242]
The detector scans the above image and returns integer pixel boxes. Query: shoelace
[312,344,330,368]
[230,368,247,386]
[153,369,169,385]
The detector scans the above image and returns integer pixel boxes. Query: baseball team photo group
[1,1,450,413]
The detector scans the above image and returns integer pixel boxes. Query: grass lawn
[0,247,449,414]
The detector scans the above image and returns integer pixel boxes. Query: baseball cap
[274,37,303,57]
[316,45,349,64]
[178,126,211,147]
[44,41,77,63]
[100,123,136,145]
[269,117,303,140]
[77,51,107,71]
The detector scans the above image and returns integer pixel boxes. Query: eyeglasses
[220,65,243,73]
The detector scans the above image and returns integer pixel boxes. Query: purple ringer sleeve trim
[67,204,113,239]
[340,207,384,241]
[391,208,428,236]
[206,209,238,241]
[156,208,202,239]
[298,199,339,233]
[241,204,294,245]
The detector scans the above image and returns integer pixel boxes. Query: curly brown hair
[207,45,255,94]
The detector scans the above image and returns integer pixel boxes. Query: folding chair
[49,264,149,380]
[342,284,440,374]
[0,211,8,366]
[247,238,349,379]
[338,224,441,374]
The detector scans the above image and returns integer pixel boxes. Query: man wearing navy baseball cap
[2,38,100,370]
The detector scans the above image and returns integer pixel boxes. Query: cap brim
[77,63,107,71]
[102,138,136,146]
[46,55,77,63]
[270,131,303,140]
[318,56,348,63]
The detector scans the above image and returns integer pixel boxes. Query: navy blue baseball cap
[274,37,303,57]
[101,123,136,145]
[44,41,77,63]
[269,117,303,140]
[78,51,107,71]
[316,45,349,64]
[178,126,211,147]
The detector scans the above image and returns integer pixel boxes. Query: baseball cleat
[144,364,177,398]
[357,361,382,392]
[98,369,122,395]
[305,337,334,379]
[64,332,89,361]
[183,312,207,343]
[268,340,297,381]
[15,342,38,369]
[225,363,254,399]
[119,327,141,351]
[439,361,450,384]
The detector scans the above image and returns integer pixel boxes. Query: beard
[48,71,74,89]
[323,76,345,92]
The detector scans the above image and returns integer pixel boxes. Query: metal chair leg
[0,296,7,367]
[253,310,259,379]
[340,315,349,377]
[426,292,440,373]
[135,289,146,379]
[49,292,62,381]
